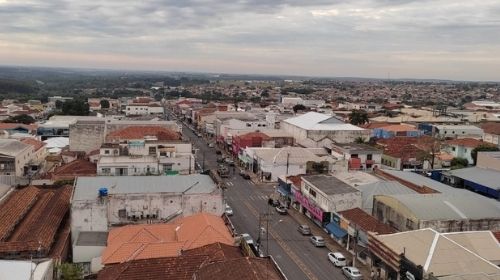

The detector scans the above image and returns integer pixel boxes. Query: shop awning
[325,222,347,239]
[277,185,291,196]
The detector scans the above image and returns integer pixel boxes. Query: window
[104,150,110,155]
[406,219,414,229]
[351,154,358,158]
[118,209,127,218]
[452,147,456,151]
[309,188,317,198]
[367,154,372,160]
[102,168,111,174]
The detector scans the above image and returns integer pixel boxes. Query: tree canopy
[293,104,307,113]
[451,157,468,169]
[349,110,369,125]
[61,99,90,116]
[100,99,110,109]
[3,114,36,124]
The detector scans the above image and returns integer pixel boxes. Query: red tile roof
[238,132,271,141]
[51,159,96,180]
[194,257,285,280]
[445,138,494,148]
[0,123,37,132]
[102,213,234,264]
[481,122,500,135]
[0,185,72,257]
[106,126,181,142]
[380,124,417,132]
[21,138,46,152]
[360,122,392,129]
[98,243,243,280]
[339,208,395,235]
[493,231,500,243]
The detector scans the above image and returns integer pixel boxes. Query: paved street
[178,118,348,280]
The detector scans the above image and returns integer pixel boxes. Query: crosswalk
[227,195,268,201]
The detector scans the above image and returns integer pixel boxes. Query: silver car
[310,235,326,247]
[342,266,363,280]
[297,225,311,235]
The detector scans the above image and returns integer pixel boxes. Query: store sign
[295,192,323,220]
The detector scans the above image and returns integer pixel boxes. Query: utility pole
[285,152,290,176]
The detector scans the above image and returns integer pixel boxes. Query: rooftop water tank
[98,187,108,197]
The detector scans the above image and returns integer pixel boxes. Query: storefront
[294,191,329,226]
[276,178,292,207]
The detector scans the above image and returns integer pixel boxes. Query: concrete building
[0,259,54,280]
[125,104,164,116]
[281,112,369,147]
[241,147,332,181]
[434,124,484,139]
[481,122,500,146]
[70,174,224,241]
[330,143,382,170]
[443,138,494,165]
[373,193,500,232]
[369,228,500,280]
[69,118,180,153]
[0,139,34,176]
[296,175,361,228]
[372,124,423,139]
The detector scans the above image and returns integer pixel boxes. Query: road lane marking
[243,201,319,280]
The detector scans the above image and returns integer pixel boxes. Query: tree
[354,137,366,144]
[416,137,441,169]
[100,99,110,109]
[451,157,468,169]
[55,100,64,109]
[293,104,307,113]
[471,145,500,165]
[3,114,35,124]
[349,110,369,125]
[61,99,90,116]
[58,263,83,280]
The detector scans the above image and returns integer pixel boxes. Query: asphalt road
[177,116,346,280]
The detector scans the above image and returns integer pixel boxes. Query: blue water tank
[98,187,108,197]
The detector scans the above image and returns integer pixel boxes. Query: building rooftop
[73,174,217,201]
[334,171,380,187]
[355,180,417,213]
[76,231,108,246]
[302,175,359,196]
[339,208,395,234]
[374,228,500,277]
[101,213,234,264]
[442,231,500,264]
[0,185,72,257]
[0,139,31,157]
[284,112,365,131]
[377,193,500,220]
[445,138,493,148]
[448,167,500,191]
[106,126,180,142]
[251,147,323,165]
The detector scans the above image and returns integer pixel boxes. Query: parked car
[328,252,347,267]
[310,236,326,247]
[224,158,235,166]
[267,198,280,207]
[342,267,363,280]
[275,205,288,215]
[225,204,233,216]
[208,143,215,148]
[215,150,222,155]
[239,171,250,179]
[197,133,202,137]
[297,225,311,235]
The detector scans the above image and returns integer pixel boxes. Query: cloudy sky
[1,0,499,80]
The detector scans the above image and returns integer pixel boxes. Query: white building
[241,146,333,181]
[125,104,164,116]
[281,112,370,147]
[301,175,362,214]
[330,143,382,170]
[0,139,34,176]
[435,125,483,139]
[0,259,53,280]
[70,174,224,242]
[97,140,194,175]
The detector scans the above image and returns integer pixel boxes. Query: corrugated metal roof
[448,167,500,190]
[283,112,365,131]
[379,193,500,220]
[356,181,417,213]
[73,174,217,201]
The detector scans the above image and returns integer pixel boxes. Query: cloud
[0,0,499,80]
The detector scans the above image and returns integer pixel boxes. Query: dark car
[215,150,222,155]
[275,206,288,215]
[239,172,251,179]
[268,198,280,207]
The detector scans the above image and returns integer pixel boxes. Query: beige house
[0,139,34,176]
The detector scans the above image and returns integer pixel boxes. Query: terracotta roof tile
[494,231,500,243]
[445,138,493,148]
[106,126,180,142]
[21,138,46,151]
[102,213,234,264]
[194,257,284,280]
[339,208,396,235]
[51,159,96,180]
[480,122,500,135]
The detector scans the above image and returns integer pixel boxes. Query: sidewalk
[287,209,371,280]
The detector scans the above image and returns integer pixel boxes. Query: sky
[0,0,500,81]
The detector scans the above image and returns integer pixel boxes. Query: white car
[310,235,326,247]
[342,266,363,280]
[225,204,233,216]
[328,252,347,267]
